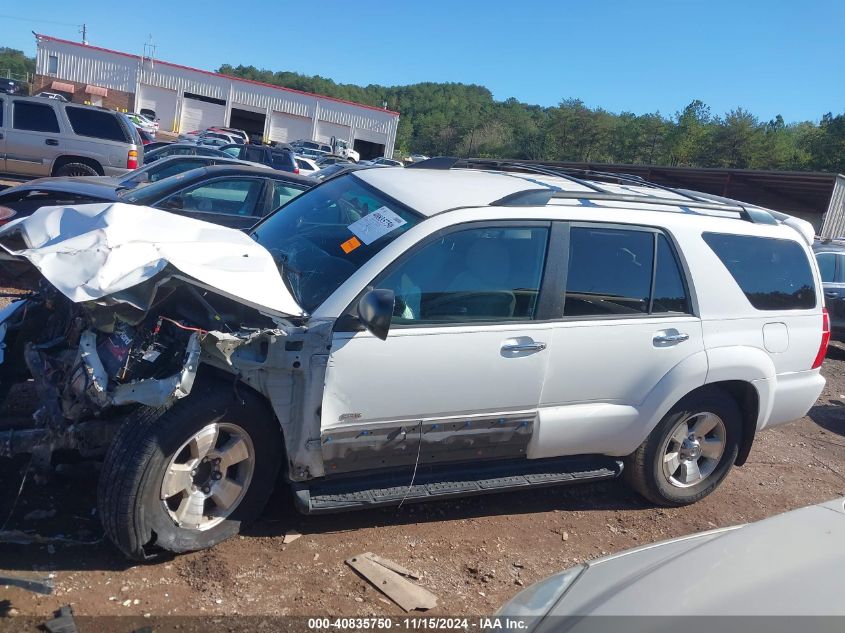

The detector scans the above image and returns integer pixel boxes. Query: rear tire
[97,381,282,560]
[54,162,99,177]
[624,387,742,506]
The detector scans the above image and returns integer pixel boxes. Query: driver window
[380,226,549,324]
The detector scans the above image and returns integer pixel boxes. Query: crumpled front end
[0,203,326,477]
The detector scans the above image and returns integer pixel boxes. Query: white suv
[0,159,828,559]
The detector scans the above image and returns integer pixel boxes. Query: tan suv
[0,95,143,178]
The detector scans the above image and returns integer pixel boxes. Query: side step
[293,456,623,514]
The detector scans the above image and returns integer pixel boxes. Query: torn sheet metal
[346,552,437,612]
[74,329,202,409]
[0,202,305,317]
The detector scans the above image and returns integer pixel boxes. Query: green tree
[0,47,35,81]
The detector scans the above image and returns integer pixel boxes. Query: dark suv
[814,239,845,337]
[219,143,299,173]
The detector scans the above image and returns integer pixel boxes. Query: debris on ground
[283,529,302,544]
[346,552,436,612]
[43,605,78,633]
[0,529,101,546]
[0,573,54,595]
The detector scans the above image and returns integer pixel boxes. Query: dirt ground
[0,281,843,623]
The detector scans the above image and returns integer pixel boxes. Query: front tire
[97,381,282,560]
[624,387,742,506]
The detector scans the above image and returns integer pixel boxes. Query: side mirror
[357,289,395,341]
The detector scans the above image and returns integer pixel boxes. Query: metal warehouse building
[32,34,399,159]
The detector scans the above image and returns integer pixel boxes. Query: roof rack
[407,157,778,225]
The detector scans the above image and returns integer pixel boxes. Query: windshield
[251,174,423,313]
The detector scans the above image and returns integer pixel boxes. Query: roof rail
[408,157,778,225]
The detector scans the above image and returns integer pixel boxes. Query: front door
[321,223,554,474]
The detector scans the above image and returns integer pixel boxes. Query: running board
[293,456,623,514]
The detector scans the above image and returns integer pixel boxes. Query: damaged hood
[0,202,305,317]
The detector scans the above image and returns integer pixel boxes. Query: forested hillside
[219,63,845,171]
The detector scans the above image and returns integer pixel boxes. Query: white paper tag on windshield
[347,206,407,245]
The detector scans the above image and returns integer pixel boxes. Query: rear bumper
[755,370,825,429]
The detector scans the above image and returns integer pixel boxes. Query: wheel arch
[51,154,104,176]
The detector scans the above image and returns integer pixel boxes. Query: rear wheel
[54,162,99,177]
[97,381,282,560]
[624,388,742,506]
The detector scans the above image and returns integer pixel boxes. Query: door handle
[501,339,547,353]
[825,291,839,298]
[653,331,690,345]
[45,139,58,146]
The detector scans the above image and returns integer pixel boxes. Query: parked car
[406,154,430,163]
[0,158,291,225]
[316,155,354,167]
[0,95,143,178]
[220,143,299,173]
[34,91,69,102]
[126,112,157,135]
[0,160,827,560]
[294,156,320,175]
[198,131,244,146]
[144,143,229,164]
[209,126,249,144]
[814,239,845,338]
[360,157,403,168]
[292,139,333,155]
[143,141,173,152]
[311,162,370,182]
[0,78,27,95]
[135,127,156,146]
[498,497,845,623]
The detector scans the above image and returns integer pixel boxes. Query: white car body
[293,155,320,175]
[0,161,829,558]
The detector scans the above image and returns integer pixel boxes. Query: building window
[48,55,58,75]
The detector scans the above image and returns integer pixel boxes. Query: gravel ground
[0,283,843,621]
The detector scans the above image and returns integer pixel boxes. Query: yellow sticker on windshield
[341,236,362,254]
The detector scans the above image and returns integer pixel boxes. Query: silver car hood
[0,202,305,318]
[526,498,845,620]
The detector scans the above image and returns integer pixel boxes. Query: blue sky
[2,0,843,122]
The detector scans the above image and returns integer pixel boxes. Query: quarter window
[816,253,836,283]
[380,226,549,324]
[13,101,60,133]
[703,233,815,310]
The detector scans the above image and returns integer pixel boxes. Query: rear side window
[703,233,815,310]
[653,234,690,313]
[13,101,60,133]
[270,150,294,171]
[65,107,128,142]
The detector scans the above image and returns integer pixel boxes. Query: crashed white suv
[0,159,829,560]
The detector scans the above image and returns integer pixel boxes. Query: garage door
[138,85,179,133]
[179,96,226,134]
[316,120,352,145]
[269,112,313,144]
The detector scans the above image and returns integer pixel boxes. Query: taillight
[0,206,17,226]
[293,167,300,174]
[812,308,831,369]
[127,149,139,170]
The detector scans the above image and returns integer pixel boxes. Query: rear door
[5,100,62,177]
[532,223,705,459]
